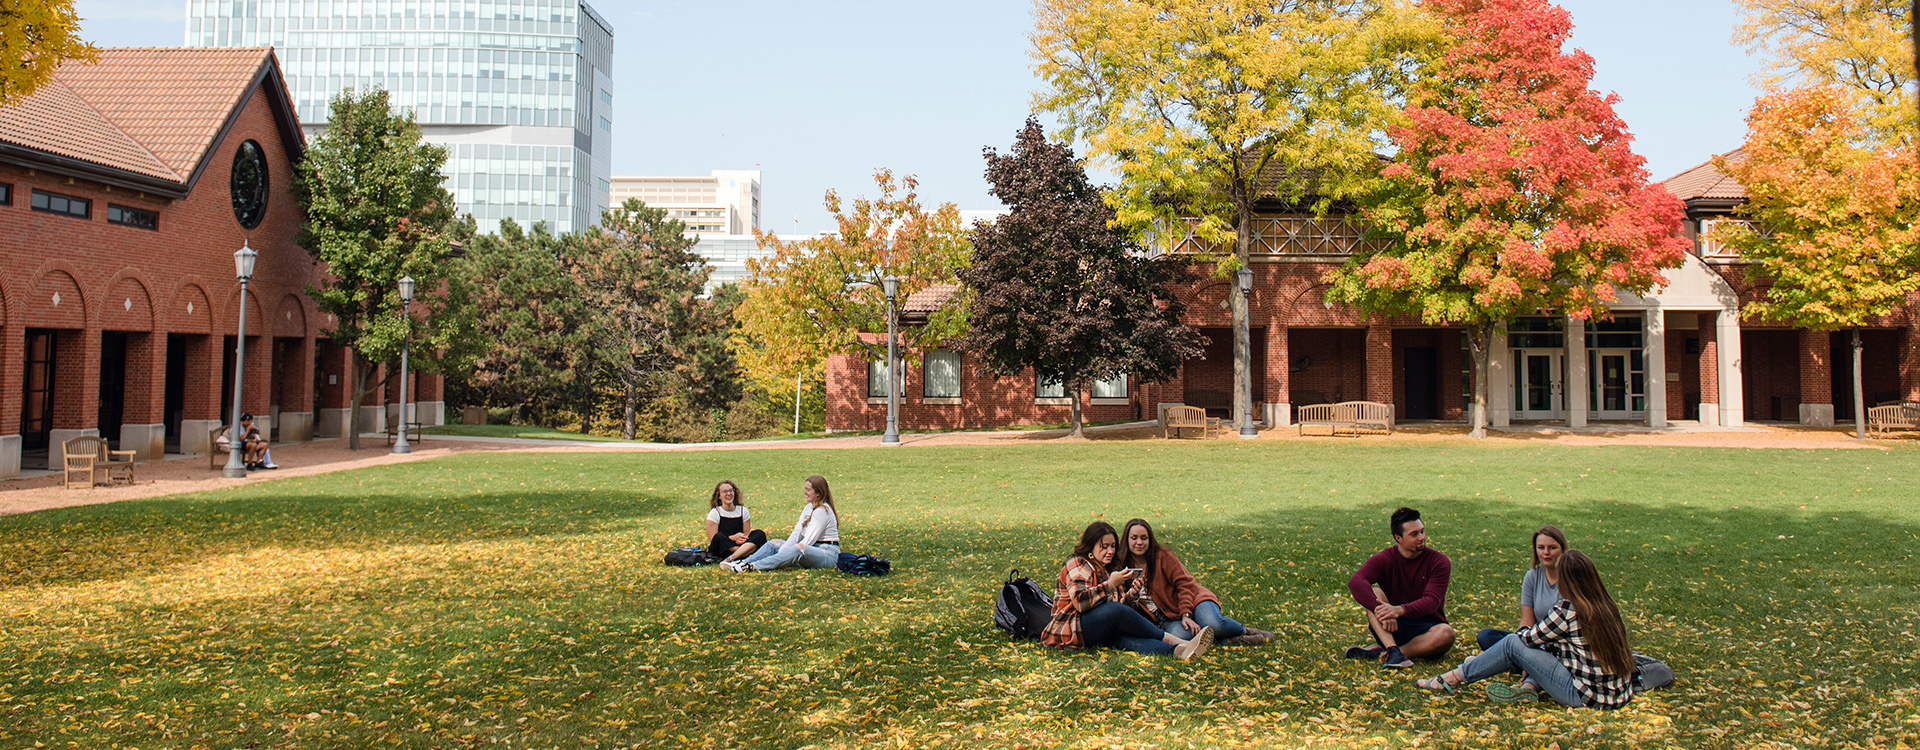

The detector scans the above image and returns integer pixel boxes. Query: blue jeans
[1080,601,1175,655]
[1459,633,1584,707]
[741,540,840,571]
[1159,600,1245,640]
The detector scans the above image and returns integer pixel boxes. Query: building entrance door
[1511,350,1563,420]
[1589,349,1646,420]
[1404,346,1439,419]
[20,329,55,453]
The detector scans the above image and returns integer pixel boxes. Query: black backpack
[664,547,718,566]
[1633,654,1674,690]
[993,568,1053,639]
[836,552,891,576]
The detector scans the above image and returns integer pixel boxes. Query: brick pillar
[120,331,167,459]
[178,334,224,454]
[49,328,102,447]
[1798,328,1835,425]
[1365,322,1393,405]
[1902,323,1920,402]
[1265,324,1289,426]
[242,335,272,424]
[1697,312,1720,426]
[0,324,23,476]
[414,372,445,426]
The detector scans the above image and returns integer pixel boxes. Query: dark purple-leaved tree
[958,119,1204,438]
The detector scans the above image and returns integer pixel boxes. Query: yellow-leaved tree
[732,171,972,432]
[1032,0,1431,431]
[0,0,97,106]
[1734,0,1915,145]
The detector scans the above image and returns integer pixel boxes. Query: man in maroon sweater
[1344,507,1456,669]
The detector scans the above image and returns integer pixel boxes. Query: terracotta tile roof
[1659,149,1747,201]
[0,77,175,180]
[0,47,276,185]
[902,283,959,314]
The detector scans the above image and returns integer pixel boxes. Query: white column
[1645,310,1668,428]
[1718,312,1744,427]
[1489,330,1511,427]
[1566,316,1588,427]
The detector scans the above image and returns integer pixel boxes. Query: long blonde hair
[1558,550,1634,677]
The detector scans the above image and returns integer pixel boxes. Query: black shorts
[1373,616,1448,646]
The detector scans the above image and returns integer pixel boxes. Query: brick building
[0,48,443,477]
[825,155,1919,433]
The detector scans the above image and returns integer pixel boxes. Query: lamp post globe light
[882,276,900,445]
[393,275,415,455]
[1238,267,1259,439]
[222,241,259,478]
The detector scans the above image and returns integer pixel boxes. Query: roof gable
[1658,148,1747,202]
[0,47,303,196]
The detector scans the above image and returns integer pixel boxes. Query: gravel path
[3,421,1901,516]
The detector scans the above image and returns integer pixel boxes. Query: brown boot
[1219,627,1274,646]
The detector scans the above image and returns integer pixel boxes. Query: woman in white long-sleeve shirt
[724,475,840,572]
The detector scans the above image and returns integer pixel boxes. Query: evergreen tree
[958,119,1203,438]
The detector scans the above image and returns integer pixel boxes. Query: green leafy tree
[958,119,1204,438]
[0,0,96,106]
[733,170,972,417]
[457,218,591,426]
[294,88,467,449]
[1323,0,1689,438]
[1033,0,1425,431]
[1711,86,1920,437]
[568,199,731,440]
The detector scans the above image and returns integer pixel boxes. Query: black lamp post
[882,276,900,445]
[1239,267,1259,439]
[222,241,258,478]
[393,275,415,455]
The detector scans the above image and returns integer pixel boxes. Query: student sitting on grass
[1473,525,1568,700]
[1413,550,1638,709]
[1040,521,1214,660]
[1119,518,1274,646]
[724,475,838,572]
[1344,507,1455,669]
[705,480,767,564]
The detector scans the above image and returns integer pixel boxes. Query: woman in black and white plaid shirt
[1413,550,1638,709]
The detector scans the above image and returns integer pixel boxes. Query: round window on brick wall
[230,139,269,229]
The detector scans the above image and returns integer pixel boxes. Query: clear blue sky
[76,0,1765,235]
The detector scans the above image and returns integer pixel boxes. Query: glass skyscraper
[186,0,614,233]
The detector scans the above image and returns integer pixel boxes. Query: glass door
[1589,349,1646,419]
[1511,350,1564,419]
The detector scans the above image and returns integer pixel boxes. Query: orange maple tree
[1712,86,1920,436]
[1324,0,1688,437]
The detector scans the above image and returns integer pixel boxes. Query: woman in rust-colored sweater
[1120,519,1274,646]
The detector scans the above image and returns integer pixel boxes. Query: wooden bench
[1164,405,1210,439]
[1297,401,1395,437]
[63,436,134,489]
[1867,401,1920,437]
[387,421,425,446]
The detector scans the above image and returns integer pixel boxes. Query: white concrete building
[610,170,761,235]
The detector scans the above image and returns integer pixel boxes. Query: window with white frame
[924,350,961,398]
[1035,377,1067,399]
[868,359,895,398]
[1092,374,1128,399]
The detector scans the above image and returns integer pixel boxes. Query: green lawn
[2,442,1916,749]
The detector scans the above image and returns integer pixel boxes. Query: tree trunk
[345,350,361,450]
[1231,199,1252,436]
[623,378,638,440]
[509,403,522,426]
[579,353,594,436]
[1469,323,1492,439]
[1068,379,1085,439]
[1852,328,1866,439]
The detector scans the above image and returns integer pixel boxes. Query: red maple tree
[1325,0,1689,437]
